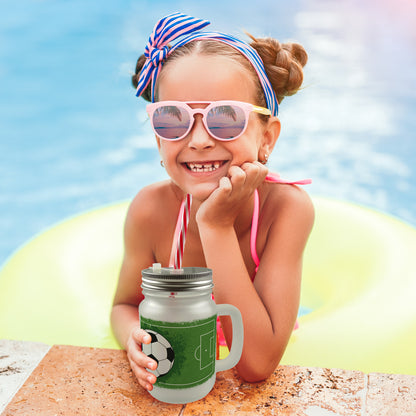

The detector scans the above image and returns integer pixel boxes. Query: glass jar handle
[215,304,244,372]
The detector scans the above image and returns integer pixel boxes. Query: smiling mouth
[184,161,226,173]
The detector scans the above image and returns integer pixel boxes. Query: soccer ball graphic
[142,330,175,377]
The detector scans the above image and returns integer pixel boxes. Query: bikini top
[169,173,311,270]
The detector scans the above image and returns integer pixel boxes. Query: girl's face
[155,54,279,201]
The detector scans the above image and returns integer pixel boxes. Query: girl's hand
[196,161,268,228]
[126,327,158,391]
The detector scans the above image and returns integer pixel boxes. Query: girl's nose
[187,115,216,150]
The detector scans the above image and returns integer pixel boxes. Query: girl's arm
[110,190,160,391]
[196,165,314,382]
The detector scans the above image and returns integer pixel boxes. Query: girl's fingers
[132,327,151,344]
[127,333,158,371]
[218,176,232,193]
[126,327,158,391]
[128,346,157,371]
[227,162,267,196]
[228,165,246,188]
[241,161,268,187]
[196,161,267,226]
[130,359,157,391]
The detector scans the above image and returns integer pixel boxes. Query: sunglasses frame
[146,100,271,141]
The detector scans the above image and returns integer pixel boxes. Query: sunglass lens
[206,104,246,140]
[152,105,190,140]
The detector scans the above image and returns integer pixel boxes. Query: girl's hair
[132,35,307,106]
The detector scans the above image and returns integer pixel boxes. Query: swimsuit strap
[250,189,261,271]
[264,172,312,186]
[250,174,312,272]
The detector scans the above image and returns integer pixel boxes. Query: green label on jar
[140,315,216,389]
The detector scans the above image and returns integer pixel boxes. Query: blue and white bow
[135,12,279,116]
[135,13,209,102]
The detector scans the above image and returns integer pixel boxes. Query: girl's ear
[259,116,281,160]
[155,136,162,151]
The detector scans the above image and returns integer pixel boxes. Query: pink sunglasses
[146,100,271,141]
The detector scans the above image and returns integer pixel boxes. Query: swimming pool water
[1,0,415,266]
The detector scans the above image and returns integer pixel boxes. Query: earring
[261,154,269,165]
[160,160,165,168]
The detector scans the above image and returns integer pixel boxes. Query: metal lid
[141,265,213,291]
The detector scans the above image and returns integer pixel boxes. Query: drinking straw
[171,193,192,269]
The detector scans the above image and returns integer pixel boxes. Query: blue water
[1,0,416,266]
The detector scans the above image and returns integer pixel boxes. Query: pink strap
[250,174,312,270]
[250,190,261,270]
[265,172,312,185]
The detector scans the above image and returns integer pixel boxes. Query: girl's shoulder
[132,180,173,203]
[126,181,179,228]
[260,180,315,226]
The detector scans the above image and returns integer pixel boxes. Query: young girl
[111,13,314,391]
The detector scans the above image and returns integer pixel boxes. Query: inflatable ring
[1,197,416,375]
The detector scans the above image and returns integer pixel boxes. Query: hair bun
[248,35,308,103]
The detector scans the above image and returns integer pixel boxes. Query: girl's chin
[182,181,220,202]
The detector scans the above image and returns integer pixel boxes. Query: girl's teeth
[187,162,222,172]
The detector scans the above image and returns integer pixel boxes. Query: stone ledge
[1,343,416,415]
[0,339,50,412]
[365,373,416,416]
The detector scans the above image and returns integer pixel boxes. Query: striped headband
[135,12,279,116]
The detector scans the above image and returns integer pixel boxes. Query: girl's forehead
[157,54,257,102]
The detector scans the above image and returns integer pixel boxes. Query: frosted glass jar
[139,265,244,404]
